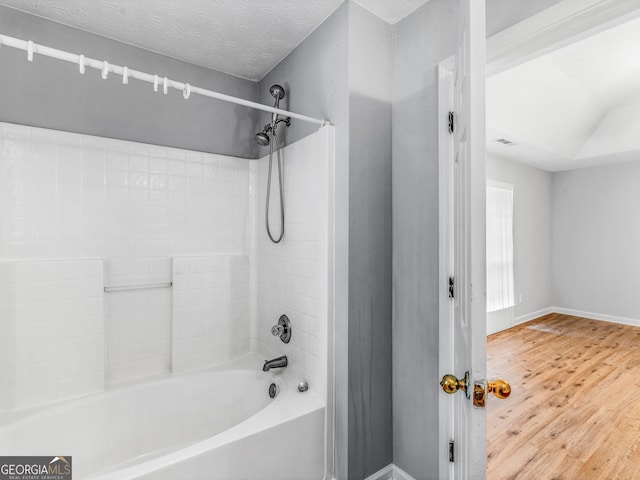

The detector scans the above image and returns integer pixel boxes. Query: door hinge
[448,111,455,134]
[449,440,455,462]
[448,277,455,299]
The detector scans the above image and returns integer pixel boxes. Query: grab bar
[104,282,172,293]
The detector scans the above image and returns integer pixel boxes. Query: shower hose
[265,131,284,243]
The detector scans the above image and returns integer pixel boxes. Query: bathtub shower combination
[0,35,334,480]
[0,357,326,479]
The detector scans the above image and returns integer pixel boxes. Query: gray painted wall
[392,1,457,478]
[258,2,348,148]
[487,154,553,321]
[488,154,640,325]
[552,160,640,321]
[0,5,259,158]
[347,4,393,479]
[259,5,352,478]
[262,3,393,478]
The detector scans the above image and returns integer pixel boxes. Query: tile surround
[106,288,171,385]
[251,128,330,396]
[0,121,330,404]
[0,122,250,385]
[0,122,249,265]
[0,259,104,409]
[172,255,250,373]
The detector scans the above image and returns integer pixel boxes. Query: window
[486,182,515,313]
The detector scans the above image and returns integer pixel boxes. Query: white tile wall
[0,121,332,400]
[105,288,171,384]
[0,122,250,384]
[0,259,104,410]
[251,127,330,397]
[172,255,250,373]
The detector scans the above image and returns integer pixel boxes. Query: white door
[439,0,489,479]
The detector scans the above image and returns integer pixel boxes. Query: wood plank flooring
[487,313,640,480]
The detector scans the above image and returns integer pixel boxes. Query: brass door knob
[440,371,469,395]
[488,379,511,399]
[473,378,511,408]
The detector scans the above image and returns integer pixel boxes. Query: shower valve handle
[271,314,291,344]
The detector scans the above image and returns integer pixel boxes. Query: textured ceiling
[487,15,640,172]
[0,0,344,81]
[0,0,431,81]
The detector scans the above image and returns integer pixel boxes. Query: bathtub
[0,354,326,479]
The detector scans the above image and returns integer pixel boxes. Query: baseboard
[515,307,554,326]
[514,307,640,328]
[362,464,417,480]
[363,465,393,480]
[553,307,640,328]
[392,464,417,480]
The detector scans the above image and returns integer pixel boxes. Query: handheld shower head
[270,84,285,101]
[269,84,285,127]
[253,85,290,148]
[253,84,290,244]
[254,131,270,146]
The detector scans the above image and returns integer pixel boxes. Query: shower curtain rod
[0,33,329,127]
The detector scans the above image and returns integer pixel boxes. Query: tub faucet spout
[263,355,288,372]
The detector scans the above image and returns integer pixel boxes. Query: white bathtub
[0,355,326,479]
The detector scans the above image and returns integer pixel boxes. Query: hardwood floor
[487,313,640,480]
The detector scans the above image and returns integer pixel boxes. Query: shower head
[254,131,270,146]
[270,84,285,100]
[269,85,285,124]
[254,85,290,148]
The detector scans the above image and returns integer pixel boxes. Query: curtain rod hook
[101,60,109,80]
[78,54,85,74]
[183,83,191,100]
[122,66,129,84]
[27,40,34,61]
[153,74,159,92]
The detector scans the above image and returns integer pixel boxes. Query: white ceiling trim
[487,0,640,77]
